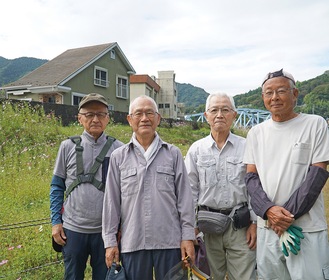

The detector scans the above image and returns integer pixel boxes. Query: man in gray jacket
[50,93,123,280]
[102,95,195,280]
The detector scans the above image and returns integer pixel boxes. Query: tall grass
[0,101,328,279]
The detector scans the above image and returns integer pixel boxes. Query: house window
[94,66,109,87]
[116,76,128,99]
[165,103,170,108]
[110,50,115,59]
[48,96,56,103]
[158,104,164,109]
[108,104,114,111]
[73,95,84,106]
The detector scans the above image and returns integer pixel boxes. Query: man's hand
[52,224,66,246]
[181,240,195,268]
[105,247,120,268]
[246,223,257,250]
[266,206,294,236]
[193,228,200,245]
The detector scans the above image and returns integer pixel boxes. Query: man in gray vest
[50,93,123,280]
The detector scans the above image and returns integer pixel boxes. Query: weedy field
[0,101,328,280]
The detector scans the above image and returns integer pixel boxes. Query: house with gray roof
[2,42,135,112]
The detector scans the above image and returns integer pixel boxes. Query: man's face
[262,77,298,120]
[204,96,237,133]
[78,101,109,139]
[127,98,161,139]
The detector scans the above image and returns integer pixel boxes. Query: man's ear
[77,114,82,125]
[127,115,132,127]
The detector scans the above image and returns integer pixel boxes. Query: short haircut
[205,93,236,112]
[129,95,158,114]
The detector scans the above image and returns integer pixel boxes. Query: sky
[1,0,329,96]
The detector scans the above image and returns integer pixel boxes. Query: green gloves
[279,225,304,257]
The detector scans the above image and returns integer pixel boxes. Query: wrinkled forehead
[208,95,232,107]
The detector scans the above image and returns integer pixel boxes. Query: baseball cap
[78,93,108,111]
[262,69,295,86]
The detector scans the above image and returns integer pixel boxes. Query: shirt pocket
[226,156,245,183]
[156,166,175,192]
[196,156,217,187]
[291,142,311,165]
[121,167,138,196]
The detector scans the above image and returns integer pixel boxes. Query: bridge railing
[184,108,271,128]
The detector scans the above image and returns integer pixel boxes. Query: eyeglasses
[130,110,158,120]
[262,87,293,98]
[207,107,233,115]
[79,112,109,119]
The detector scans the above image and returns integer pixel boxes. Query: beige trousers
[204,222,256,280]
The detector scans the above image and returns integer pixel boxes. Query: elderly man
[244,69,329,279]
[102,95,195,280]
[185,93,257,280]
[50,93,123,280]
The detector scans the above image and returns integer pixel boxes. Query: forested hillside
[0,56,48,85]
[177,83,209,113]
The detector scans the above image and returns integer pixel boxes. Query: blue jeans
[62,228,107,280]
[121,249,182,280]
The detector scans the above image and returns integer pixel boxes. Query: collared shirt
[102,136,195,253]
[51,130,123,233]
[185,133,256,220]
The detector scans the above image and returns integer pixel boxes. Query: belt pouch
[197,210,230,234]
[232,205,250,229]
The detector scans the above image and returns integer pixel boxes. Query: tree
[302,84,329,119]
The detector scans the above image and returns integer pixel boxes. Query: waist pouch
[232,205,250,229]
[197,210,231,234]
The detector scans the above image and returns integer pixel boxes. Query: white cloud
[1,0,328,95]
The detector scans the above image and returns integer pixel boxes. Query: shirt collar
[208,132,236,149]
[82,130,107,144]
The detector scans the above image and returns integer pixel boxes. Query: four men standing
[51,69,329,280]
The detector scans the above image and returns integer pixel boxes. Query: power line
[0,217,50,230]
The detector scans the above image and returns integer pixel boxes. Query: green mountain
[0,56,48,86]
[1,55,328,118]
[177,83,209,113]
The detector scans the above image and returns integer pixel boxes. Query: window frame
[94,66,109,88]
[116,75,128,99]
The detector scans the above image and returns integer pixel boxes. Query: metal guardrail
[184,108,271,128]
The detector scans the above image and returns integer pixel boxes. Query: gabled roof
[6,42,135,88]
[130,74,160,92]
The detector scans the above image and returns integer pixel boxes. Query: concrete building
[129,75,160,103]
[156,71,178,119]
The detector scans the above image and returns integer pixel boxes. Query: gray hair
[205,93,236,112]
[129,95,158,114]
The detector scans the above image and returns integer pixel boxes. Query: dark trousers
[62,228,107,280]
[121,249,181,280]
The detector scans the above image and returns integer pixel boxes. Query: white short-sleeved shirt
[244,113,329,231]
